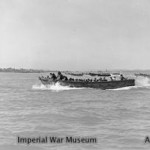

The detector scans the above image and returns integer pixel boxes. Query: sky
[0,0,150,71]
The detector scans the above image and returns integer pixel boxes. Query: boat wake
[32,82,84,91]
[112,76,150,91]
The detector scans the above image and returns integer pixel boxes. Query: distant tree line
[0,68,50,73]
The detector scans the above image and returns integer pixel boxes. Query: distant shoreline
[0,68,149,73]
[0,68,51,73]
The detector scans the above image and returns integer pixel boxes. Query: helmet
[58,71,61,75]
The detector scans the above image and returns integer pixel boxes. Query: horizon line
[0,67,150,72]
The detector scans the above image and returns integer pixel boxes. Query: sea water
[0,72,150,150]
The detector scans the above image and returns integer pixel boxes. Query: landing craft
[39,72,135,90]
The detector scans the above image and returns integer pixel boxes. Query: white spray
[32,82,84,91]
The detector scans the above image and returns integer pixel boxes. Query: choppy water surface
[0,72,150,150]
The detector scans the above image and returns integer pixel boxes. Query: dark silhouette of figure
[103,77,107,81]
[110,77,113,81]
[120,74,125,81]
[50,73,56,80]
[57,71,65,80]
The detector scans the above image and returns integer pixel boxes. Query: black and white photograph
[0,0,150,150]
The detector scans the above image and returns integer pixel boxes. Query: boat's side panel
[59,79,135,89]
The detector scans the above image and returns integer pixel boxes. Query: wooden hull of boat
[39,78,135,90]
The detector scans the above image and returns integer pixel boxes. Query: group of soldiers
[45,71,68,81]
[43,71,126,82]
